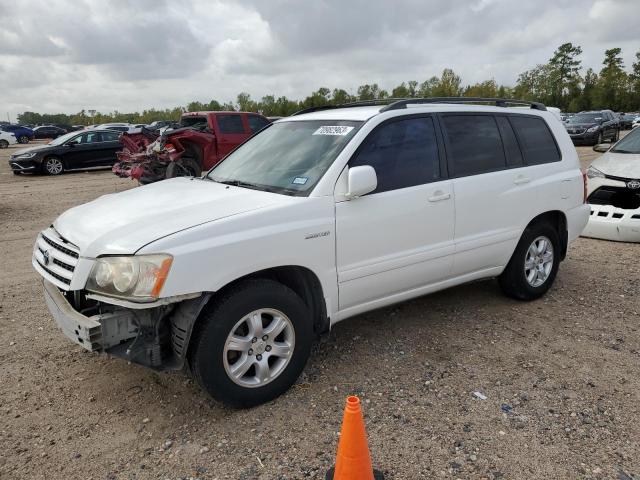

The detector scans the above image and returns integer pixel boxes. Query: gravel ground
[0,137,639,480]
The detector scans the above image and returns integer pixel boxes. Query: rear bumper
[566,203,590,243]
[582,204,640,242]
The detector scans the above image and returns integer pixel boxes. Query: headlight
[586,126,599,133]
[86,254,173,301]
[586,166,605,179]
[16,152,37,158]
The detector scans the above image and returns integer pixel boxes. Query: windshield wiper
[215,179,272,192]
[610,149,635,154]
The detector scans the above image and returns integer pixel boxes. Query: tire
[611,130,619,142]
[189,279,313,407]
[42,156,64,175]
[165,157,202,179]
[18,135,29,144]
[12,171,21,175]
[594,132,603,146]
[0,140,8,149]
[499,222,560,301]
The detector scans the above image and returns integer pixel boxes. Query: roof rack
[380,97,547,112]
[291,98,403,116]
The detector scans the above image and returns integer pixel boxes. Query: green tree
[593,48,627,110]
[547,43,583,109]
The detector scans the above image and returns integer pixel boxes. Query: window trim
[506,113,562,165]
[438,112,508,179]
[346,113,448,195]
[494,114,525,169]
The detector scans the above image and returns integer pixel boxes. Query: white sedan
[0,130,17,148]
[584,128,640,242]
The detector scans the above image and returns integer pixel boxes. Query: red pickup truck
[113,111,271,184]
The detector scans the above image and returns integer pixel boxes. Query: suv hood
[54,177,288,257]
[591,152,640,179]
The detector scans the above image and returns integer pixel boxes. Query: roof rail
[291,98,405,116]
[380,97,547,112]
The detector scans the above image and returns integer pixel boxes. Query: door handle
[514,175,530,185]
[428,191,451,202]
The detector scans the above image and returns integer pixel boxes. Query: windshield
[207,120,362,195]
[48,131,80,146]
[568,113,602,124]
[611,128,640,154]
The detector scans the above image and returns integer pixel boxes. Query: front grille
[588,186,640,210]
[33,227,80,290]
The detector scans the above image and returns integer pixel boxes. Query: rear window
[441,115,506,177]
[217,115,245,134]
[248,115,270,134]
[509,116,561,165]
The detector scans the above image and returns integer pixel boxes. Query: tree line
[17,44,640,126]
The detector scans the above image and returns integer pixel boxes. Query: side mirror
[65,142,75,147]
[346,165,377,199]
[593,143,610,153]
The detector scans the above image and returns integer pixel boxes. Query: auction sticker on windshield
[313,126,355,136]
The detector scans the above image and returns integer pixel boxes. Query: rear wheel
[499,222,560,301]
[0,139,8,149]
[165,157,201,179]
[18,135,29,144]
[42,156,64,175]
[189,279,313,407]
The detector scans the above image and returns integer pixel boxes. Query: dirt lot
[0,138,639,480]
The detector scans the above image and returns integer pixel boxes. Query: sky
[0,0,639,121]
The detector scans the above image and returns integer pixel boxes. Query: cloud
[0,0,639,120]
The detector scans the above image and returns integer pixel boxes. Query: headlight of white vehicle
[586,166,605,179]
[586,126,599,133]
[86,254,173,301]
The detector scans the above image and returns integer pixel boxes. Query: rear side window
[441,115,506,177]
[217,115,245,134]
[509,116,561,165]
[102,132,120,141]
[349,116,440,194]
[495,116,523,167]
[248,115,270,134]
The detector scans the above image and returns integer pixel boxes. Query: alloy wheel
[44,157,63,175]
[524,236,554,287]
[223,308,295,388]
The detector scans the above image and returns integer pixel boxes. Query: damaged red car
[113,111,271,184]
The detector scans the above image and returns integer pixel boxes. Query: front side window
[217,115,245,134]
[509,116,561,165]
[208,120,361,195]
[442,115,506,177]
[349,116,440,194]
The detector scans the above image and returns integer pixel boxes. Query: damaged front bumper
[43,280,210,370]
[583,204,640,242]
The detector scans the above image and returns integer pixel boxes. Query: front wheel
[499,222,560,301]
[611,130,619,142]
[42,156,64,175]
[189,279,313,407]
[165,157,201,179]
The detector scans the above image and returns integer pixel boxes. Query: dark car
[33,125,68,139]
[565,110,620,146]
[619,114,638,130]
[0,124,35,144]
[9,129,123,176]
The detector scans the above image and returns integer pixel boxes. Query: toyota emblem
[43,249,50,266]
[627,180,640,190]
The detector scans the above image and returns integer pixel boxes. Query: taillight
[582,171,588,203]
[164,142,176,152]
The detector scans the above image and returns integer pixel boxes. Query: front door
[335,115,455,312]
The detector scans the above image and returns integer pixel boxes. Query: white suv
[33,98,590,407]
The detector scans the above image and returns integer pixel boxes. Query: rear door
[441,113,539,276]
[335,115,455,312]
[213,114,251,158]
[92,131,122,166]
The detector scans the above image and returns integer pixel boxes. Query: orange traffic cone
[326,396,384,480]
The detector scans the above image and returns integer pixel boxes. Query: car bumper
[582,204,640,242]
[43,279,104,351]
[568,132,599,145]
[9,159,39,172]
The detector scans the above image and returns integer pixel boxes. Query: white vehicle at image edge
[33,98,590,407]
[0,130,17,148]
[584,128,640,242]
